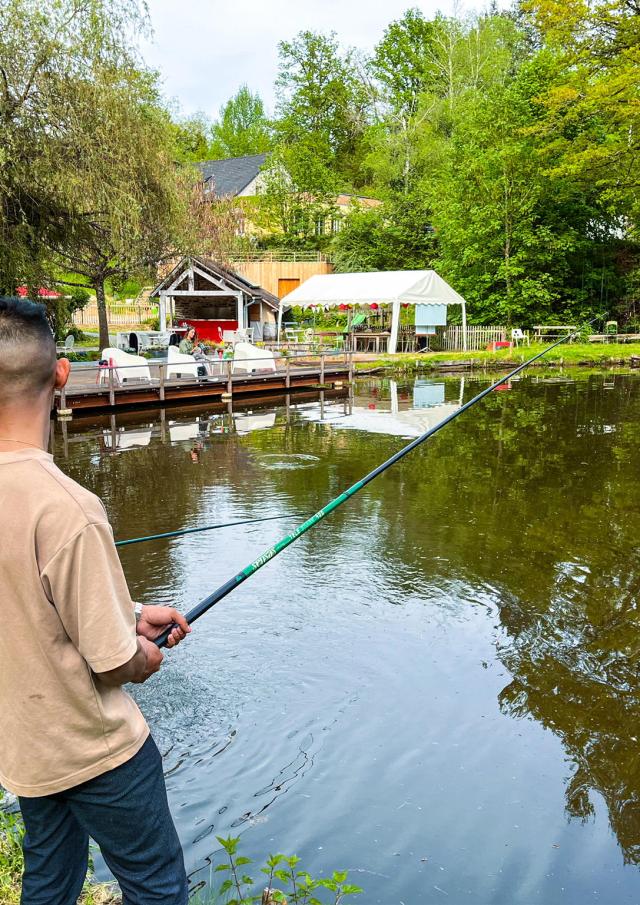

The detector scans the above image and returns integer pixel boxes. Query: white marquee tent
[278,270,468,353]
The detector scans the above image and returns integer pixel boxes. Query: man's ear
[54,357,71,389]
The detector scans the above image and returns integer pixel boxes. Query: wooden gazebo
[152,257,280,343]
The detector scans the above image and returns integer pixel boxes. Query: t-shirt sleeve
[40,522,138,673]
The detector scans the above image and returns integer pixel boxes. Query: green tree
[0,0,148,296]
[332,197,436,271]
[521,0,640,318]
[209,85,271,159]
[252,142,338,245]
[276,31,369,186]
[47,65,189,349]
[172,113,212,162]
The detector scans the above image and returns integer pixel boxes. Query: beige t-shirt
[0,447,149,797]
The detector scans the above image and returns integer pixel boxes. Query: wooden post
[159,363,165,402]
[227,359,233,396]
[285,356,290,389]
[108,366,115,408]
[61,417,69,458]
[349,351,354,383]
[57,383,72,418]
[320,352,325,386]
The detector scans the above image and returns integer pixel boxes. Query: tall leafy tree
[209,85,271,159]
[172,113,213,162]
[48,66,189,349]
[251,142,338,245]
[522,0,640,316]
[276,30,369,187]
[0,0,148,296]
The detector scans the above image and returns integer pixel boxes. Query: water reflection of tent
[413,381,445,408]
[234,412,277,434]
[296,379,465,438]
[102,427,153,450]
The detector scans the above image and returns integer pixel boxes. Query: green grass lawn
[355,342,640,372]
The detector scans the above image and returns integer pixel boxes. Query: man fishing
[0,297,191,904]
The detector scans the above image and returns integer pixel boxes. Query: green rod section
[116,514,293,547]
[155,325,594,648]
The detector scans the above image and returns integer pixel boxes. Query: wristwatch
[134,602,144,623]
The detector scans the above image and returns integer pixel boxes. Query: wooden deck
[55,357,352,414]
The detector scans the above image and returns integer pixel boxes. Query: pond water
[52,372,640,904]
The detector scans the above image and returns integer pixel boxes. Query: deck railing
[56,350,354,412]
[231,250,331,264]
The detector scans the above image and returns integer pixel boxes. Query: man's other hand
[138,637,164,680]
[136,605,191,648]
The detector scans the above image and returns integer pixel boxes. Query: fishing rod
[116,514,294,547]
[155,324,595,648]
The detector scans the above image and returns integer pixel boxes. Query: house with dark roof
[197,153,268,199]
[190,154,381,301]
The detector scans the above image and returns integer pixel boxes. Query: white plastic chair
[56,334,75,353]
[511,328,530,347]
[100,348,152,384]
[232,342,277,374]
[166,345,199,380]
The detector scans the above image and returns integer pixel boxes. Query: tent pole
[462,300,467,352]
[388,300,400,354]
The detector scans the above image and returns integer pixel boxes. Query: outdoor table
[533,325,577,343]
[352,331,391,354]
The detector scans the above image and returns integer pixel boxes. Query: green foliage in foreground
[210,835,362,905]
[1,800,361,905]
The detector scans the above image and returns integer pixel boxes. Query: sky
[141,0,472,120]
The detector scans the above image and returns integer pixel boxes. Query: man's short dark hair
[0,297,57,402]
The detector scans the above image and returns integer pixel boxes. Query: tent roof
[280,270,466,309]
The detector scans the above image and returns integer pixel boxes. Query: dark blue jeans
[19,735,188,905]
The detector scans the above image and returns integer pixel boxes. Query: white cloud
[142,0,474,118]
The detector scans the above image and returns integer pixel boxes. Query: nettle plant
[214,836,363,905]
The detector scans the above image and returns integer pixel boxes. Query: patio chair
[99,348,152,384]
[511,328,530,347]
[166,345,199,380]
[232,342,277,374]
[342,312,366,334]
[56,334,75,354]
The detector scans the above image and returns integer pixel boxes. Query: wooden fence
[73,302,158,328]
[432,325,508,352]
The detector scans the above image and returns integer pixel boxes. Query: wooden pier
[54,352,354,415]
